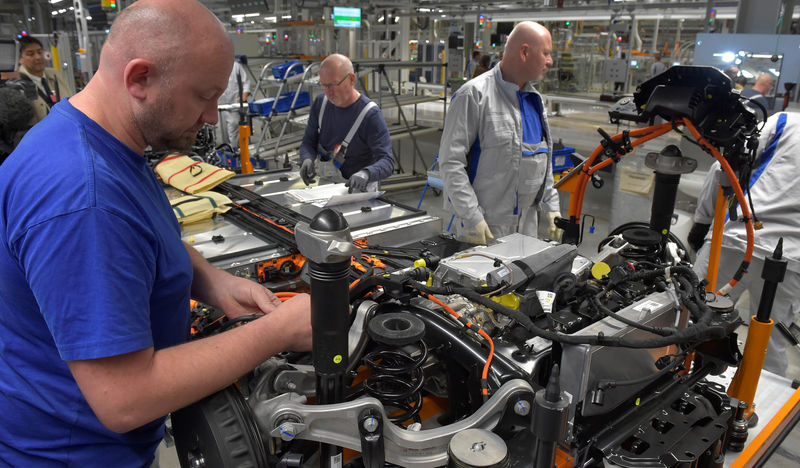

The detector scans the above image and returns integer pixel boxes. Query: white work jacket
[439,65,559,237]
[694,112,800,272]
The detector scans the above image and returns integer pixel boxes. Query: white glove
[463,219,494,245]
[546,211,562,241]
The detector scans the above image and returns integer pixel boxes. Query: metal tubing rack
[352,60,448,176]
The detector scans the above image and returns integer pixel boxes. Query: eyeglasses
[320,74,350,90]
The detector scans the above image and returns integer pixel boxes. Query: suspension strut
[295,209,360,468]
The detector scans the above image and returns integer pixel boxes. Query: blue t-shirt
[0,100,193,466]
[299,94,394,180]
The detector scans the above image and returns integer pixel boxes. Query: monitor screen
[333,6,361,28]
[0,40,17,72]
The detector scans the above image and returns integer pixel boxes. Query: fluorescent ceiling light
[713,52,736,63]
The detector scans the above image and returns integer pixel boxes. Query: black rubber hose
[353,274,733,349]
[406,305,526,385]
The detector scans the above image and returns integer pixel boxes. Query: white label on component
[633,300,661,314]
[496,266,510,278]
[537,291,556,314]
[525,336,553,352]
[331,453,342,468]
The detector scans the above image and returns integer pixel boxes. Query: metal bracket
[251,379,533,468]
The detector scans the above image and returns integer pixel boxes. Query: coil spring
[363,341,428,424]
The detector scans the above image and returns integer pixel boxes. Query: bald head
[319,53,359,107]
[500,21,552,88]
[100,0,231,76]
[754,73,775,94]
[72,0,235,154]
[320,53,354,76]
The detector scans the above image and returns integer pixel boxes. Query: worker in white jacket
[439,21,561,245]
[218,58,251,147]
[689,112,800,377]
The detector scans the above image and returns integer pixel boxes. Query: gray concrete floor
[158,95,800,467]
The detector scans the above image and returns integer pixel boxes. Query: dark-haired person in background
[472,54,491,78]
[16,36,72,125]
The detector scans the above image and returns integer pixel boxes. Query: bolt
[277,422,297,441]
[471,441,486,452]
[362,416,379,433]
[514,399,531,416]
[189,456,206,468]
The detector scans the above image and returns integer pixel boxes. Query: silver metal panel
[169,172,442,271]
[433,233,555,289]
[351,216,442,246]
[182,217,274,258]
[226,171,436,231]
[229,170,308,195]
[560,291,679,418]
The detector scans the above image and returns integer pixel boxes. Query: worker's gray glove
[346,169,370,193]
[300,158,316,185]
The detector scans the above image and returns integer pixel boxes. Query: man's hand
[546,211,562,241]
[273,293,313,352]
[211,275,282,319]
[68,290,313,434]
[300,159,316,185]
[464,219,494,245]
[346,169,370,193]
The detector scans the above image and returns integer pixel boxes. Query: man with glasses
[298,53,394,192]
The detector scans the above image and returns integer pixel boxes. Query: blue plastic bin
[272,60,303,80]
[552,146,575,172]
[275,91,310,112]
[248,92,310,115]
[249,98,273,115]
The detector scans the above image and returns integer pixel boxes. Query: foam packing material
[170,191,232,225]
[155,154,235,194]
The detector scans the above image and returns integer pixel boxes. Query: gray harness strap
[318,96,378,158]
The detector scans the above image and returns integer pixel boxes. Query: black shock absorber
[645,144,697,258]
[363,312,427,424]
[295,209,359,468]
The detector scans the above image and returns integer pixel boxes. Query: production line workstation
[162,66,800,468]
